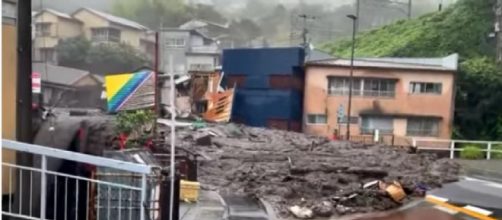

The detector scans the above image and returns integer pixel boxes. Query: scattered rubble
[173,123,461,218]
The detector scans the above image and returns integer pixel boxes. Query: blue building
[222,47,305,131]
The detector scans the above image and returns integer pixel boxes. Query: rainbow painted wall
[105,70,155,112]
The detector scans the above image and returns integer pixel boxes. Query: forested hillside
[322,0,502,140]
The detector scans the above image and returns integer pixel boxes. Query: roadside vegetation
[322,0,502,141]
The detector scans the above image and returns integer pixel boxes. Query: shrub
[460,146,483,159]
[491,145,502,160]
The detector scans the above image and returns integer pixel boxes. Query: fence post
[140,173,147,220]
[40,155,47,219]
[450,140,455,159]
[487,142,492,160]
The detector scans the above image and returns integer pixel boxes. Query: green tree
[112,0,189,28]
[87,43,149,74]
[56,36,91,70]
[321,0,502,140]
[187,4,227,24]
[56,36,149,74]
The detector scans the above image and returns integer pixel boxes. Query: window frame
[328,76,396,98]
[409,82,442,95]
[35,22,51,37]
[306,114,328,125]
[164,37,186,48]
[360,116,394,135]
[91,27,121,43]
[406,118,440,137]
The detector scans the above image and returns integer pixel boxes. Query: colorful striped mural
[105,70,154,112]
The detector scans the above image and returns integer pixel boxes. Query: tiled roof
[74,8,149,31]
[307,54,459,71]
[34,8,73,20]
[33,63,91,86]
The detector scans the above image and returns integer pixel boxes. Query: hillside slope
[321,0,502,140]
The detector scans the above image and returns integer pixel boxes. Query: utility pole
[496,0,502,63]
[408,0,412,19]
[355,0,360,32]
[17,0,33,144]
[298,14,316,47]
[346,14,357,140]
[14,0,34,217]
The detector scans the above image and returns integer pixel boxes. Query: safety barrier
[1,139,152,220]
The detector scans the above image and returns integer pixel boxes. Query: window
[35,23,51,37]
[328,77,395,97]
[363,78,395,97]
[164,38,186,48]
[338,116,359,124]
[91,28,121,42]
[409,82,442,94]
[407,118,439,136]
[361,116,393,134]
[307,114,327,124]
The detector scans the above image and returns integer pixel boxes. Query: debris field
[175,123,461,218]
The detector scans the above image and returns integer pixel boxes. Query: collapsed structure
[175,123,460,218]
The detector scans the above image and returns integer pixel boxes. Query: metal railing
[412,138,502,160]
[1,139,152,220]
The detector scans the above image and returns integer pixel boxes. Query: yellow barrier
[180,180,200,202]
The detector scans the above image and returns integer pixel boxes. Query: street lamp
[346,14,357,140]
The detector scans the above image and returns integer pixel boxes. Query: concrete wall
[187,54,217,70]
[57,19,82,38]
[2,23,17,194]
[160,30,190,74]
[303,65,455,140]
[111,23,141,48]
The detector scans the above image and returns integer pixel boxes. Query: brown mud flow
[174,123,460,219]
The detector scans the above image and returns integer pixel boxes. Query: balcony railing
[1,139,152,220]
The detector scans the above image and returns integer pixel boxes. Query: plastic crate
[180,180,200,202]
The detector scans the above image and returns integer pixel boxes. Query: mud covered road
[174,124,461,219]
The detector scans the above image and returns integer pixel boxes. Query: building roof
[179,19,229,30]
[33,63,91,86]
[307,54,459,71]
[34,8,77,21]
[306,49,334,62]
[73,7,149,31]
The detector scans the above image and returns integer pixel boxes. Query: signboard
[337,104,345,121]
[32,72,41,94]
[105,70,155,112]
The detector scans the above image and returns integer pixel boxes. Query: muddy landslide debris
[173,123,460,218]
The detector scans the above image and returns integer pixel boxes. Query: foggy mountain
[32,0,458,47]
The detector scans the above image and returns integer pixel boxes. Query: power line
[298,14,317,46]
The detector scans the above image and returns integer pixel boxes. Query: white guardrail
[412,138,502,160]
[1,139,152,220]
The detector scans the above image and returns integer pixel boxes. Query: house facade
[33,9,82,63]
[32,8,154,64]
[33,62,104,108]
[72,8,150,48]
[160,28,220,74]
[303,54,458,144]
